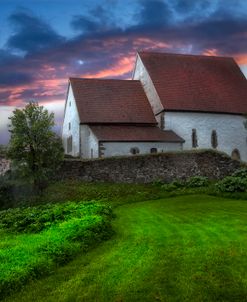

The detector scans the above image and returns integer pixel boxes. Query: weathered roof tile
[138,52,247,114]
[90,125,184,142]
[70,78,157,124]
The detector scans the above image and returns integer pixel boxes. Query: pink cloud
[202,48,219,56]
[83,56,135,78]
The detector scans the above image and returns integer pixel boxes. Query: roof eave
[157,109,246,116]
[98,139,184,143]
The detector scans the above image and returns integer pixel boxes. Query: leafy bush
[161,177,209,192]
[0,201,112,234]
[232,168,247,179]
[0,201,114,297]
[186,176,209,188]
[215,176,247,193]
[0,145,7,156]
[0,173,35,210]
[0,177,12,207]
[152,179,165,186]
[161,180,185,191]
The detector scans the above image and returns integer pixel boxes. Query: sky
[0,0,247,144]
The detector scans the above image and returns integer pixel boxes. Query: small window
[67,135,72,153]
[68,122,71,130]
[160,113,165,129]
[211,130,218,149]
[130,147,140,155]
[231,149,241,160]
[150,148,157,154]
[192,129,198,148]
[69,101,71,107]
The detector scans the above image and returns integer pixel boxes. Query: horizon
[0,0,247,145]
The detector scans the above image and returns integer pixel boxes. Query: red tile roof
[138,52,247,114]
[90,125,184,142]
[69,78,156,124]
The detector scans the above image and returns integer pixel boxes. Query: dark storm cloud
[71,17,100,33]
[138,0,173,26]
[174,0,211,14]
[0,50,20,63]
[71,5,117,34]
[7,11,65,53]
[0,72,33,87]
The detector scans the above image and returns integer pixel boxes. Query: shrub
[232,168,247,179]
[0,177,12,207]
[186,176,209,188]
[0,201,112,234]
[152,179,165,186]
[215,176,247,193]
[161,179,185,191]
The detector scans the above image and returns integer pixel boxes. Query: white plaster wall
[161,111,247,161]
[62,85,80,156]
[80,125,99,159]
[101,141,182,158]
[133,55,163,119]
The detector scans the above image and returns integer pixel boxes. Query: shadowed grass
[4,194,247,302]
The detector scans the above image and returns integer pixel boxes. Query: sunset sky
[0,0,247,144]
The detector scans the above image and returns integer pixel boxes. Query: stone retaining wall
[59,150,242,183]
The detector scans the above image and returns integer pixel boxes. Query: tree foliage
[7,102,64,191]
[0,145,7,156]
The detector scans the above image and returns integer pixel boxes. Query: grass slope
[4,194,247,302]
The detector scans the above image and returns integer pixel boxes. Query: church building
[62,52,247,161]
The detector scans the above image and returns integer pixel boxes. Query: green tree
[7,102,64,192]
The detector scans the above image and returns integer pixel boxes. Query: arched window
[160,113,165,129]
[150,148,157,154]
[67,135,72,153]
[192,129,198,148]
[231,149,241,160]
[130,147,140,155]
[211,130,218,149]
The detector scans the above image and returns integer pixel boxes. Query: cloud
[138,0,173,26]
[1,1,247,111]
[71,5,117,34]
[7,11,65,53]
[0,72,33,87]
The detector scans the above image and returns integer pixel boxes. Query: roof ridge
[69,77,140,82]
[138,51,234,61]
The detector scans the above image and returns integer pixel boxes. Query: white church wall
[80,125,99,159]
[133,55,163,118]
[160,111,247,162]
[62,85,80,156]
[100,141,182,158]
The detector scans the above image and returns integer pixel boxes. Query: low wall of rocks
[59,150,243,183]
[0,156,10,176]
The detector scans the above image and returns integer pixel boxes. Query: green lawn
[4,194,247,302]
